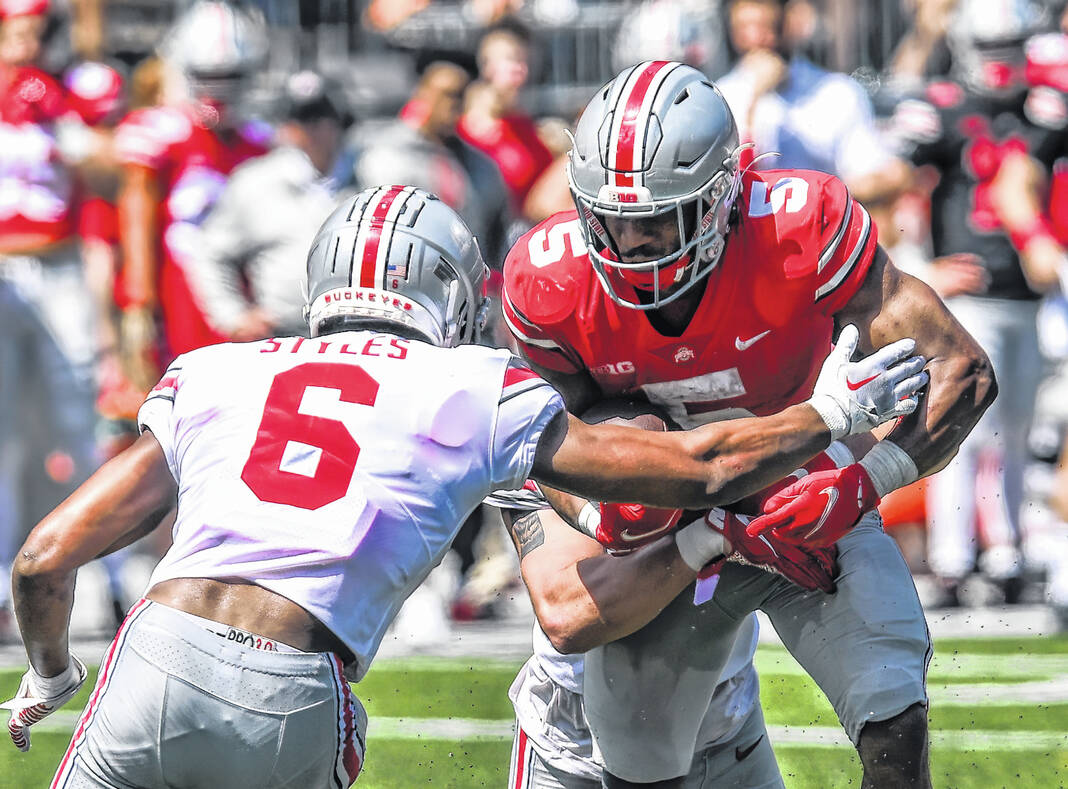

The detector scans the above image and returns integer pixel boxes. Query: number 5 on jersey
[241,362,379,510]
[747,177,809,217]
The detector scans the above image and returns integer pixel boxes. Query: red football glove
[729,450,839,515]
[745,463,880,548]
[596,502,684,555]
[704,509,838,593]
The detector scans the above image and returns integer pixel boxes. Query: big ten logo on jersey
[639,369,752,428]
[747,177,810,217]
[591,360,636,376]
[259,335,410,360]
[527,217,588,268]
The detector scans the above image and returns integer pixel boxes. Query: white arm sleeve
[489,361,564,491]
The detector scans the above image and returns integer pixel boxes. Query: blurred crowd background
[2,0,1068,643]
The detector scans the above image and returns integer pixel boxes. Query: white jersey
[138,332,563,679]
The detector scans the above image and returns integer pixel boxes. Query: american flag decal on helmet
[607,60,681,188]
[353,185,417,289]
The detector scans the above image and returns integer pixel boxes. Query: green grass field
[1,635,1065,788]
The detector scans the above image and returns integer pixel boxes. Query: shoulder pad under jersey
[738,169,877,313]
[503,210,588,327]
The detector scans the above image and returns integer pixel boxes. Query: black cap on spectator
[281,70,353,127]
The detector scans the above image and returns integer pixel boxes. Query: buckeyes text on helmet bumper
[305,185,489,347]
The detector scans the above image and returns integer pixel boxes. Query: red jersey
[113,104,270,355]
[0,66,74,243]
[457,113,554,209]
[502,169,877,428]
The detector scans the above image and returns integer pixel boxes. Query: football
[579,397,673,432]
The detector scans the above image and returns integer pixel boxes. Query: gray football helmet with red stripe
[159,1,268,107]
[305,185,489,346]
[568,61,743,309]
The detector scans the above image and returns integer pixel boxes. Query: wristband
[824,440,855,469]
[858,441,919,498]
[29,658,79,698]
[806,394,849,441]
[675,515,728,572]
[576,501,600,539]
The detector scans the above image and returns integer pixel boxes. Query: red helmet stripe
[612,60,673,187]
[358,185,408,288]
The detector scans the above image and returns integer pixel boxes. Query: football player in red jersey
[502,62,996,787]
[2,185,926,787]
[114,0,271,388]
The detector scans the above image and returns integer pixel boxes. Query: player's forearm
[540,406,831,510]
[118,173,160,307]
[685,402,835,506]
[537,538,695,654]
[13,436,176,676]
[885,349,996,476]
[11,562,75,677]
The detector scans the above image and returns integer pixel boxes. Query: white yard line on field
[22,714,1067,752]
[754,650,1068,680]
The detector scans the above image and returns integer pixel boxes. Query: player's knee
[602,771,685,788]
[857,703,931,787]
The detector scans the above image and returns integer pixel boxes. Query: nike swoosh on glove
[745,464,880,548]
[729,450,839,516]
[596,501,684,555]
[704,508,838,593]
[806,324,929,439]
[2,655,88,752]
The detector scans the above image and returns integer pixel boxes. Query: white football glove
[2,655,87,752]
[807,324,929,440]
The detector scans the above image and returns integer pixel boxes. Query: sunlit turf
[0,635,1065,788]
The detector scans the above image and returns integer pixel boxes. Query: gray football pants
[50,600,365,789]
[510,699,782,789]
[583,514,932,783]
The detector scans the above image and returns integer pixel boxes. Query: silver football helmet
[305,185,489,346]
[568,61,743,310]
[159,1,268,106]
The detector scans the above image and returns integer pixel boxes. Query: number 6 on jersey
[241,362,379,509]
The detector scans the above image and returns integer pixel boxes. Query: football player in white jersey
[2,186,927,788]
[492,489,779,789]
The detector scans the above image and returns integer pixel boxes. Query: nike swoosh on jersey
[845,373,879,391]
[734,330,771,351]
[805,486,839,540]
[619,521,676,542]
[735,735,764,761]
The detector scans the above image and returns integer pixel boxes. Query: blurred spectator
[890,0,1060,604]
[113,1,271,390]
[612,0,729,78]
[0,0,98,639]
[887,0,958,91]
[355,59,511,267]
[59,60,134,411]
[185,70,351,341]
[717,0,911,205]
[457,19,558,222]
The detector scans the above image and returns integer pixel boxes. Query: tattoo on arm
[510,511,546,559]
